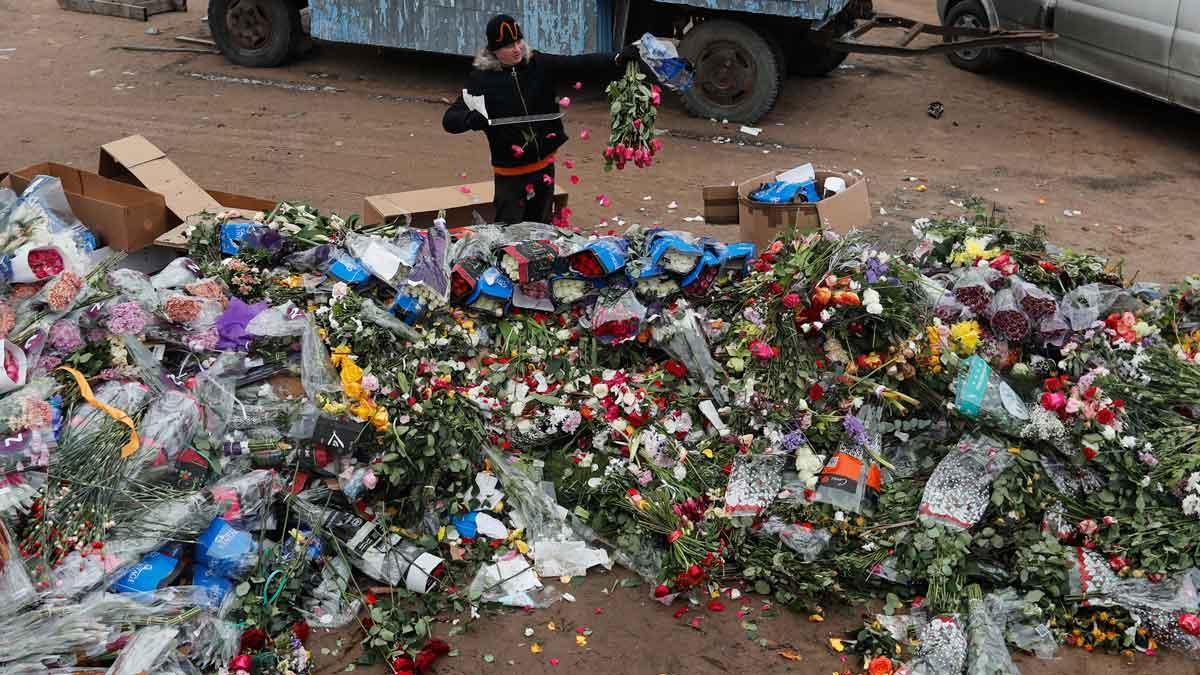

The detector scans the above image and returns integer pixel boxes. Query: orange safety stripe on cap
[493,155,555,177]
[499,21,519,42]
[58,366,140,458]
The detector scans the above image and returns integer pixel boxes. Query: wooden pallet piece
[58,0,187,22]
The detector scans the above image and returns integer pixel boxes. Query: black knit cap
[486,14,523,51]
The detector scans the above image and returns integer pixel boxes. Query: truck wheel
[679,19,781,123]
[945,0,1003,73]
[788,42,848,76]
[209,0,300,68]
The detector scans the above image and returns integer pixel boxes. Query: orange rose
[811,286,833,307]
[832,291,861,307]
[868,656,893,675]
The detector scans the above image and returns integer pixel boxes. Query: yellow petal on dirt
[547,622,557,631]
[560,576,573,584]
[531,643,543,654]
[778,649,803,662]
[808,614,824,623]
[829,638,845,652]
[576,634,588,647]
[916,184,927,192]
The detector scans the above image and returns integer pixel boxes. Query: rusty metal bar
[897,22,925,47]
[832,12,1053,57]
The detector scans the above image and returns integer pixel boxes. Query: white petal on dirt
[683,215,705,222]
[667,201,678,209]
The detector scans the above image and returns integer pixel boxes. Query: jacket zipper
[511,67,542,158]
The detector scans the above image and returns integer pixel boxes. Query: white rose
[1101,426,1117,441]
[592,383,610,398]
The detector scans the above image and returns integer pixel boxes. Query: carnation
[48,320,84,353]
[106,301,149,336]
[46,272,84,312]
[164,295,203,323]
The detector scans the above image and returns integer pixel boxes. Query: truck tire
[945,0,1003,73]
[788,42,848,76]
[209,0,300,68]
[679,19,781,123]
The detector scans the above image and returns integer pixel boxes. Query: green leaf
[754,580,771,595]
[1024,590,1045,604]
[483,654,496,663]
[379,629,395,642]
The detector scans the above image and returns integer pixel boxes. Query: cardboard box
[9,162,171,251]
[154,189,279,250]
[737,169,871,248]
[99,135,223,222]
[363,181,569,227]
[702,183,739,225]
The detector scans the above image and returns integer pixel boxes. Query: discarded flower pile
[2,172,1200,675]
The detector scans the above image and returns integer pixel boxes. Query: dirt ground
[3,1,1200,673]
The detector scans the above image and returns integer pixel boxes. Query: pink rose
[1077,519,1098,536]
[559,96,571,107]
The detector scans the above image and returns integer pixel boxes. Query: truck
[207,0,1049,123]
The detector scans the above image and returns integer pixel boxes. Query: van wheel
[946,0,1003,72]
[210,0,300,68]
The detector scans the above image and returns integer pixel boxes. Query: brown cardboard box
[99,135,223,221]
[702,183,739,224]
[154,189,280,250]
[363,181,569,227]
[9,162,170,251]
[737,169,871,248]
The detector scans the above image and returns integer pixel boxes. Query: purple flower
[1139,450,1158,467]
[48,320,84,352]
[780,427,809,452]
[865,257,889,284]
[843,414,869,448]
[186,328,220,352]
[106,301,149,336]
[215,298,268,351]
[38,355,63,372]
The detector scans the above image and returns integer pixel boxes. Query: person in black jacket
[443,14,638,225]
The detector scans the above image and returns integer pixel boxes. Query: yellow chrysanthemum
[950,238,1000,265]
[949,320,982,355]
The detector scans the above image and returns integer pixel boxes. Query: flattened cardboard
[155,189,279,250]
[737,169,870,248]
[363,181,569,227]
[702,183,739,224]
[99,135,222,221]
[9,162,170,251]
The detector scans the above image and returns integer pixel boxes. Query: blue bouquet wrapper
[390,293,426,325]
[195,516,258,580]
[571,237,629,277]
[192,566,234,608]
[111,550,184,594]
[219,220,261,255]
[328,253,371,285]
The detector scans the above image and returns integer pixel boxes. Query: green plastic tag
[956,355,991,417]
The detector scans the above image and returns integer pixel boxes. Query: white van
[938,0,1200,111]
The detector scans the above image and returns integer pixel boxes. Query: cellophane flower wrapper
[151,257,202,291]
[725,453,786,516]
[361,297,421,341]
[934,290,971,322]
[301,316,341,401]
[68,380,150,435]
[157,291,223,330]
[1068,547,1200,654]
[813,406,884,515]
[301,555,361,629]
[485,449,611,576]
[965,593,1020,675]
[108,268,160,311]
[246,301,305,337]
[214,298,267,351]
[584,290,646,345]
[549,273,600,307]
[105,625,180,675]
[1059,283,1128,331]
[0,520,36,617]
[760,517,831,561]
[651,302,725,403]
[9,176,95,254]
[950,355,1030,430]
[131,388,204,472]
[904,614,968,675]
[1009,276,1058,320]
[209,469,281,530]
[400,222,452,308]
[193,352,243,439]
[918,435,1013,531]
[986,289,1031,342]
[953,267,999,315]
[345,231,420,287]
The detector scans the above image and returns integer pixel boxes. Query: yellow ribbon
[57,366,140,458]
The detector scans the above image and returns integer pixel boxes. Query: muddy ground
[2,0,1199,672]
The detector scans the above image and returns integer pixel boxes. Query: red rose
[665,360,687,378]
[1043,377,1063,392]
[414,639,451,672]
[1083,447,1098,461]
[392,654,416,675]
[1039,261,1059,273]
[768,282,784,295]
[654,584,671,598]
[782,293,801,309]
[1180,614,1200,637]
[685,564,704,584]
[1109,555,1128,573]
[364,591,378,605]
[808,383,825,402]
[240,627,268,652]
[292,621,310,645]
[1096,408,1116,425]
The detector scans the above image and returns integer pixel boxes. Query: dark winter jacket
[443,48,623,171]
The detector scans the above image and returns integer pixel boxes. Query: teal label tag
[956,355,991,417]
